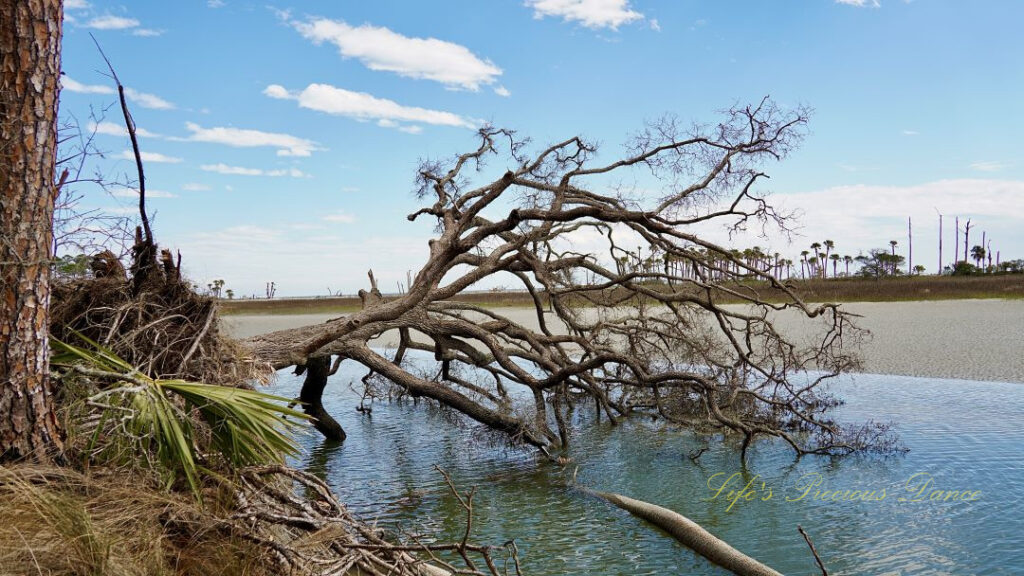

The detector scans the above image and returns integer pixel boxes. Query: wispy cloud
[63,77,173,110]
[116,150,182,164]
[132,28,163,37]
[200,163,309,178]
[207,0,225,7]
[103,206,141,216]
[112,188,177,198]
[525,0,644,30]
[62,77,115,95]
[835,0,881,7]
[124,88,174,110]
[184,122,320,157]
[291,17,502,91]
[88,120,161,138]
[83,15,140,30]
[969,161,1011,172]
[323,211,356,223]
[182,183,211,191]
[265,84,476,132]
[65,0,90,9]
[494,85,511,97]
[901,129,919,136]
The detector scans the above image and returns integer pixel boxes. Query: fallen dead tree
[241,100,895,459]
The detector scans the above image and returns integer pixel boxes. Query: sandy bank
[222,299,1024,383]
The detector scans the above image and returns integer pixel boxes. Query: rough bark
[295,356,345,441]
[0,0,65,461]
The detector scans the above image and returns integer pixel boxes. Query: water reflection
[268,355,1024,575]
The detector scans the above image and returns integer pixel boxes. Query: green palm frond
[52,334,308,500]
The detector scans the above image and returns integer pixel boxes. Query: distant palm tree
[889,240,899,274]
[970,245,986,268]
[823,240,835,276]
[810,242,822,278]
[843,255,853,276]
[830,253,841,278]
[800,250,810,279]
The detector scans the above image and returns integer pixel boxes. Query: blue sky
[59,0,1024,296]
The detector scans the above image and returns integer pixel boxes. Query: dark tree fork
[245,99,889,459]
[0,0,65,461]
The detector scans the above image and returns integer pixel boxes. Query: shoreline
[223,299,1024,384]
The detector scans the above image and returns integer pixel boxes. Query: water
[268,356,1024,575]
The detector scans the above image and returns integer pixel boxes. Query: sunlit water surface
[268,354,1023,575]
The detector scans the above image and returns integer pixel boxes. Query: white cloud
[124,88,174,110]
[265,83,477,131]
[200,163,309,178]
[201,164,264,176]
[293,18,502,91]
[525,0,644,30]
[132,28,163,37]
[112,188,177,198]
[176,226,429,296]
[267,168,310,178]
[649,18,661,32]
[835,0,881,6]
[62,77,115,95]
[323,211,356,224]
[84,15,140,30]
[494,85,511,97]
[969,161,1011,172]
[65,0,90,9]
[63,78,173,110]
[89,120,160,138]
[901,129,919,136]
[761,179,1024,272]
[182,183,211,191]
[184,122,320,157]
[116,150,182,163]
[207,0,225,7]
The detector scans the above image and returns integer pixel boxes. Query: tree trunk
[296,356,345,441]
[0,0,65,461]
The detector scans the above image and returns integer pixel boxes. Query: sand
[222,299,1024,383]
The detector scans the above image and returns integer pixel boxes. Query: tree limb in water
[584,488,783,576]
[242,99,896,458]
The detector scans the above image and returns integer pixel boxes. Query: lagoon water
[267,355,1024,576]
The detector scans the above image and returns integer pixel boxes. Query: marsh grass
[0,465,263,576]
[218,274,1024,317]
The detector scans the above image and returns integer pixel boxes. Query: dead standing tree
[245,99,885,459]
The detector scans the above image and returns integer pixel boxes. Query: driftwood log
[585,488,783,576]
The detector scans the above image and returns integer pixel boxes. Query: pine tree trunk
[0,0,64,461]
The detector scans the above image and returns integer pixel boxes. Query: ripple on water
[268,356,1024,575]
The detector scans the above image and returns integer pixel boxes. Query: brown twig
[89,33,151,247]
[798,525,829,576]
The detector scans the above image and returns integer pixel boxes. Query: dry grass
[219,274,1024,317]
[0,465,263,576]
[780,273,1024,302]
